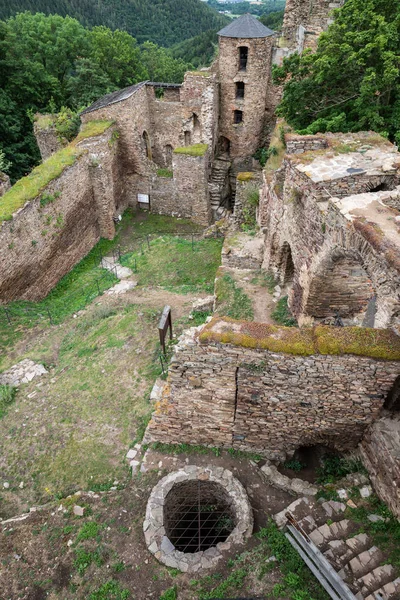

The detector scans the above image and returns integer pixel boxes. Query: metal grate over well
[164,480,236,553]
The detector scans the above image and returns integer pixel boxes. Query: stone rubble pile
[0,359,48,387]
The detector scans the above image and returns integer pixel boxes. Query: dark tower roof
[217,13,274,38]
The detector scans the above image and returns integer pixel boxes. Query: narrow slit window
[233,110,243,124]
[236,82,245,99]
[239,47,248,71]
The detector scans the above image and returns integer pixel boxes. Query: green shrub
[316,454,366,484]
[0,384,16,419]
[284,459,306,472]
[271,296,297,327]
[160,586,177,600]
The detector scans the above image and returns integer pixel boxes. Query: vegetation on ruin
[200,317,400,359]
[240,186,260,232]
[316,454,366,485]
[237,172,254,182]
[214,273,254,321]
[273,0,400,145]
[120,235,222,294]
[271,296,298,327]
[353,217,400,273]
[315,325,400,360]
[0,120,113,224]
[173,143,209,157]
[156,168,173,178]
[35,107,81,143]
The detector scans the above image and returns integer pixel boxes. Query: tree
[141,42,191,83]
[88,27,147,89]
[273,0,400,143]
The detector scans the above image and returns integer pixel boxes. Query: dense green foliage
[273,0,400,143]
[0,12,192,181]
[207,0,285,18]
[259,9,284,30]
[171,29,219,68]
[0,0,228,47]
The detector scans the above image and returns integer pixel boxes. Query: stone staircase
[209,157,232,220]
[274,497,400,600]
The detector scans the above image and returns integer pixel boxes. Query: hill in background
[0,0,229,47]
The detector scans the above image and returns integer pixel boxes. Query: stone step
[359,565,396,598]
[349,546,385,580]
[379,577,400,600]
[320,500,347,521]
[309,519,356,550]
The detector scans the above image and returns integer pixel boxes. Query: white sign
[138,193,149,204]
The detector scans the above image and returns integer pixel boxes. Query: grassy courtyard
[0,211,222,518]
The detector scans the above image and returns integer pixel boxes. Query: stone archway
[278,242,295,286]
[304,248,375,320]
[384,376,400,412]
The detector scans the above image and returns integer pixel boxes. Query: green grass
[120,236,222,294]
[0,384,16,419]
[271,296,297,327]
[173,143,208,157]
[156,168,173,178]
[89,580,130,600]
[160,586,177,600]
[215,273,254,320]
[76,522,101,542]
[316,454,367,485]
[0,121,113,223]
[251,271,277,293]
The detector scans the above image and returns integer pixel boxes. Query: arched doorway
[305,250,374,319]
[279,242,295,286]
[384,376,400,412]
[142,130,152,160]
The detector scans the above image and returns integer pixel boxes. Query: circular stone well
[143,466,253,572]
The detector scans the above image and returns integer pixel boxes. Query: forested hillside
[0,0,229,47]
[0,12,192,181]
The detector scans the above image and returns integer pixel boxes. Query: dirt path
[224,267,276,323]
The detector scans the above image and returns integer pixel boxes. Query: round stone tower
[217,14,275,161]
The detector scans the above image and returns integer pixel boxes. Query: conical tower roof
[217,13,274,38]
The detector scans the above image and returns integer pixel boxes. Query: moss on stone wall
[237,172,254,182]
[0,121,114,224]
[199,317,400,360]
[173,143,208,157]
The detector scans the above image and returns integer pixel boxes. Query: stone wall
[0,127,119,302]
[259,152,400,328]
[218,36,275,159]
[145,318,400,460]
[33,114,65,161]
[285,135,328,155]
[0,173,10,197]
[282,0,345,49]
[233,172,262,228]
[360,415,400,519]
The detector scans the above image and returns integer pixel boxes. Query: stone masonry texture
[144,320,399,461]
[0,127,120,302]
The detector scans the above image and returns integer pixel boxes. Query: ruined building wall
[81,85,153,208]
[218,36,274,159]
[259,159,400,328]
[360,414,400,519]
[149,150,211,225]
[0,128,119,302]
[0,173,11,197]
[33,115,65,161]
[282,0,345,50]
[145,319,399,460]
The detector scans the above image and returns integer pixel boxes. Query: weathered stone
[73,505,84,517]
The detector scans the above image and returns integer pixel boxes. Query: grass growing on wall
[156,168,173,178]
[271,296,297,327]
[173,143,208,157]
[0,120,113,224]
